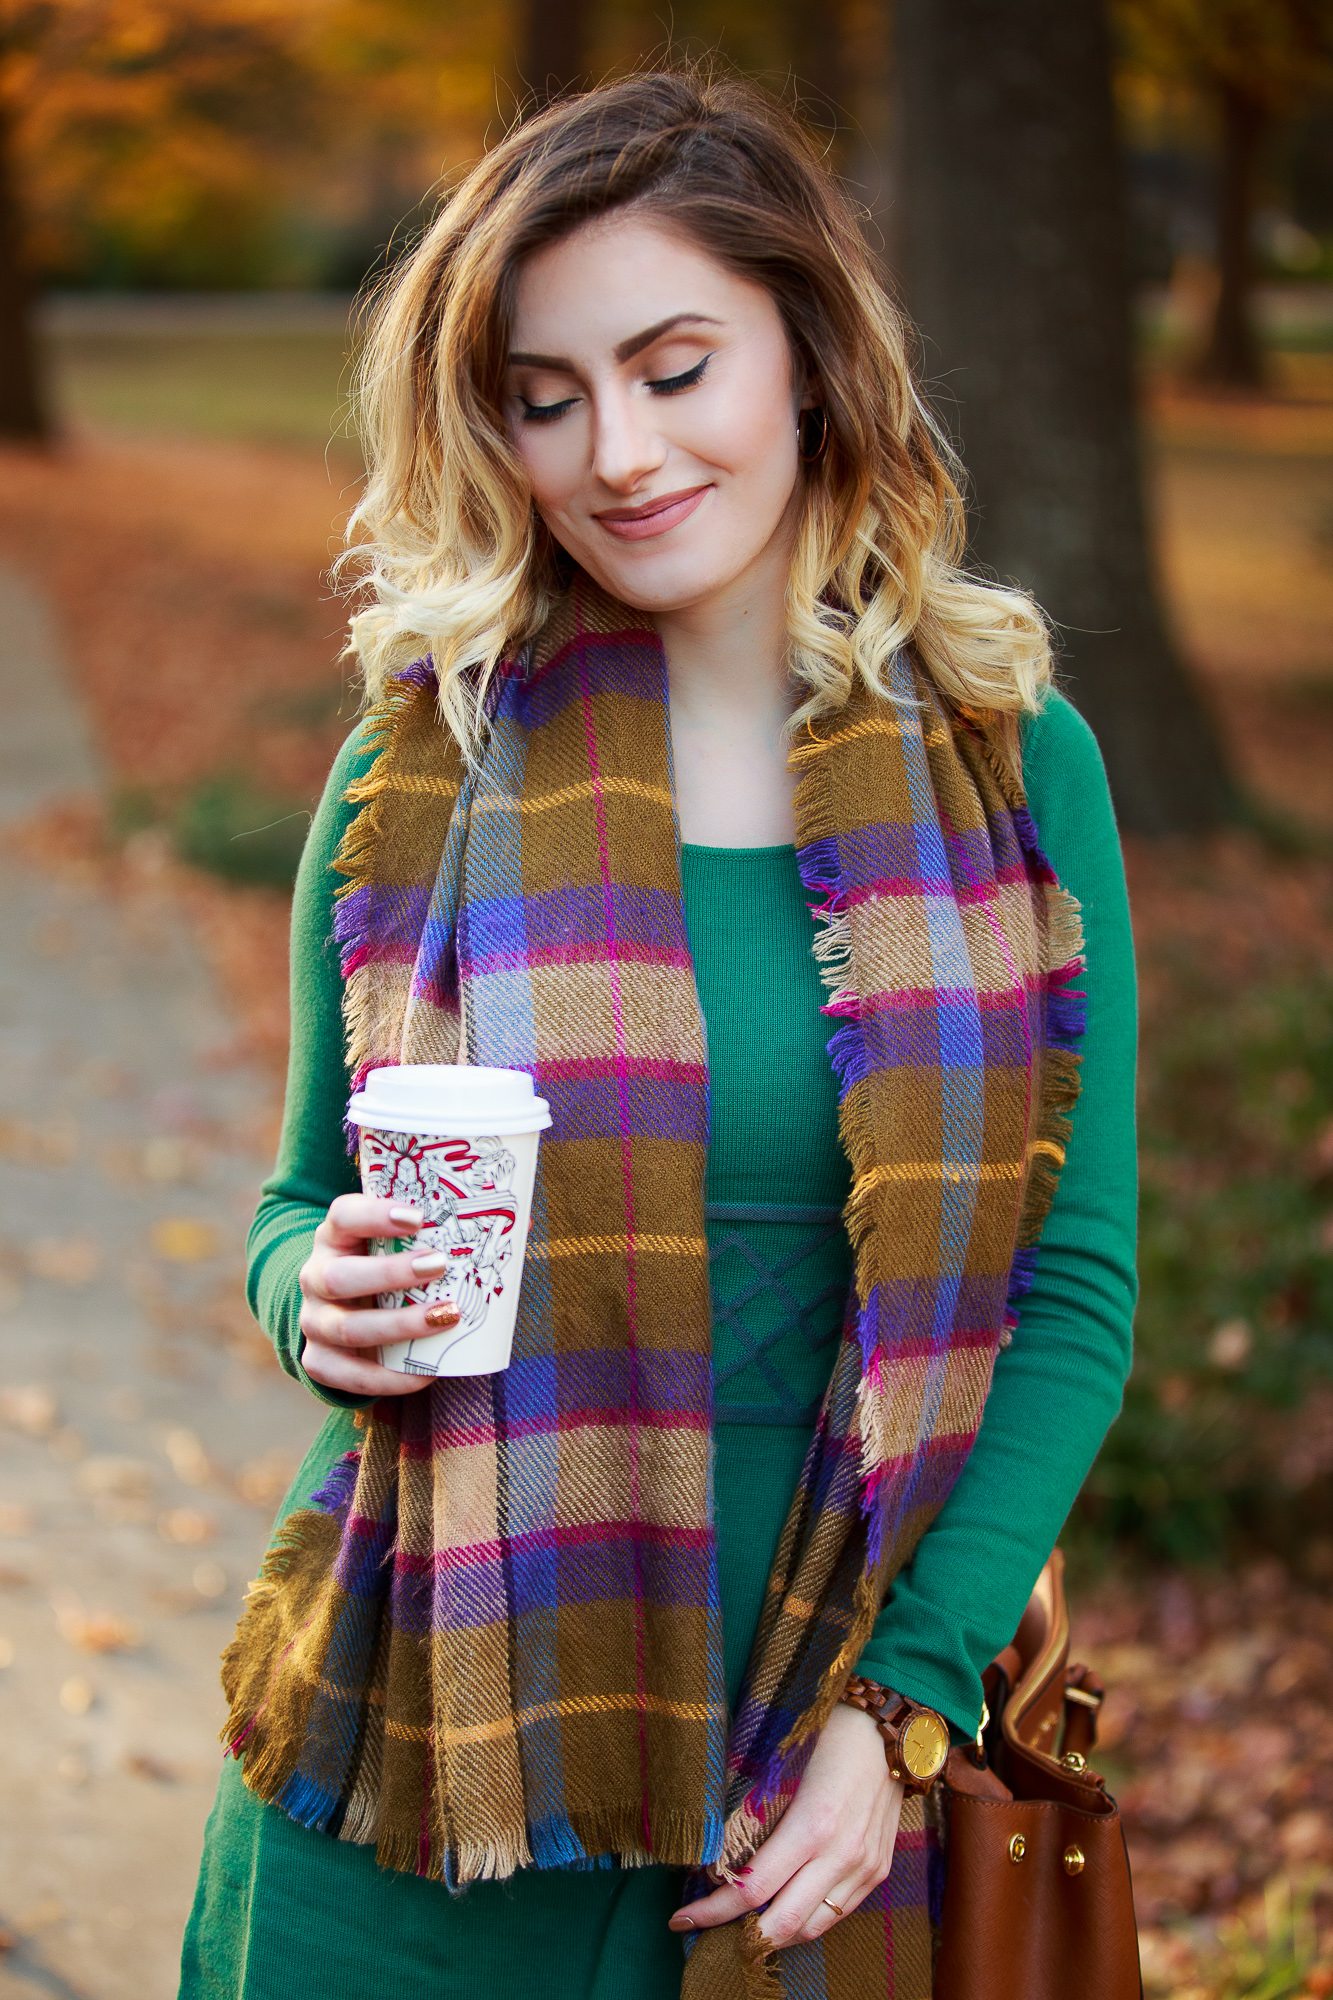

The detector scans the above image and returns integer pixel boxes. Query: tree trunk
[518,0,593,102]
[1201,83,1265,389]
[789,0,851,150]
[0,77,48,442]
[893,0,1236,836]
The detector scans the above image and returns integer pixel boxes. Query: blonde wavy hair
[342,65,1051,750]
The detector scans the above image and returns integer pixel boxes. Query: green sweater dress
[179,692,1137,2000]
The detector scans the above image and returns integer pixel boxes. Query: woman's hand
[668,1703,902,1948]
[298,1194,460,1397]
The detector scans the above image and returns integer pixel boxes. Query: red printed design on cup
[361,1129,522,1370]
[349,1066,551,1380]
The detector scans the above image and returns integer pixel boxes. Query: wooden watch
[840,1678,951,1796]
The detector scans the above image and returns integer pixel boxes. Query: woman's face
[504,213,806,615]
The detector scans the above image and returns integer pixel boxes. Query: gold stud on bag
[934,1551,1143,2000]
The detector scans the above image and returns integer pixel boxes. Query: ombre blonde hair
[342,66,1051,751]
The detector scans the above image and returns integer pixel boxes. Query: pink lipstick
[594,485,711,542]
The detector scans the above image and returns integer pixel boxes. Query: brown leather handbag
[934,1551,1143,2000]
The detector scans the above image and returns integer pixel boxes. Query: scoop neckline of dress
[680,841,796,858]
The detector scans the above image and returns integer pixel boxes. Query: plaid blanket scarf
[222,574,1084,1999]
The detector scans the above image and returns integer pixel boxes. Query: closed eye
[646,354,711,395]
[519,393,580,425]
[516,351,711,423]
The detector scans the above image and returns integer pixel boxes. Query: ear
[786,336,821,414]
[796,368,823,414]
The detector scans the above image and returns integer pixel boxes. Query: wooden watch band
[840,1677,950,1796]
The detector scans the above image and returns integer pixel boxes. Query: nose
[590,384,667,494]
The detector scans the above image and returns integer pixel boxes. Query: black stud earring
[797,407,830,464]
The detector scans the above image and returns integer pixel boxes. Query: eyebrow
[508,312,723,372]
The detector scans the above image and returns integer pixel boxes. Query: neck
[654,534,792,729]
[653,528,798,846]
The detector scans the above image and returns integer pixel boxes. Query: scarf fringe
[332,658,462,1092]
[739,1914,786,1998]
[954,702,1026,813]
[370,1807,723,1887]
[338,1787,381,1847]
[334,659,441,911]
[218,1502,343,1790]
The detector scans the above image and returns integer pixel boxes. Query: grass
[1210,1876,1329,2000]
[44,330,357,451]
[1074,959,1333,1566]
[113,775,315,888]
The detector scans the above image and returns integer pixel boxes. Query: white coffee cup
[347,1065,552,1378]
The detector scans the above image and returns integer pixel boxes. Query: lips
[594,485,711,542]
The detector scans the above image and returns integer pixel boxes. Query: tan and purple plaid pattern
[221,577,1084,1999]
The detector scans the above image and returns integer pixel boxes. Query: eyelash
[518,353,712,424]
[649,354,711,397]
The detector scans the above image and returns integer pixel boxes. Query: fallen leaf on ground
[0,1117,77,1166]
[235,1452,299,1506]
[0,1384,58,1437]
[52,1592,142,1654]
[27,1237,100,1283]
[159,1506,216,1543]
[122,1751,179,1783]
[163,1426,213,1484]
[12,1897,63,1931]
[146,1585,208,1614]
[58,1675,94,1715]
[150,1218,220,1262]
[143,1137,198,1183]
[208,1290,279,1369]
[1280,1810,1333,1863]
[192,1560,226,1598]
[75,1456,155,1501]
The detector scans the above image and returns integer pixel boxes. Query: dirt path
[0,564,322,2000]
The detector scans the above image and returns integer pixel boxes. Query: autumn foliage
[4,0,504,289]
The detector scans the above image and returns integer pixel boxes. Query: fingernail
[667,1915,695,1932]
[424,1301,460,1328]
[389,1205,423,1228]
[411,1250,450,1277]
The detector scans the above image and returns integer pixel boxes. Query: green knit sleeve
[852,691,1139,1735]
[245,725,376,1408]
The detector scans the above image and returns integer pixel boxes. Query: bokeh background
[0,4,1331,1996]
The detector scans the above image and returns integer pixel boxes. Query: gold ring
[822,1898,844,1917]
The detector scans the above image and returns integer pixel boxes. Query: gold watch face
[900,1710,950,1781]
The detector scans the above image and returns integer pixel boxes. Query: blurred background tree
[2,0,508,291]
[0,21,45,438]
[518,0,591,97]
[895,0,1237,835]
[1116,0,1333,388]
[0,0,331,437]
[7,1,326,289]
[5,0,1333,834]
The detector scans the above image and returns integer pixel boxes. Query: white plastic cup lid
[347,1064,552,1138]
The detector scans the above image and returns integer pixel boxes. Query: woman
[181,66,1136,2000]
